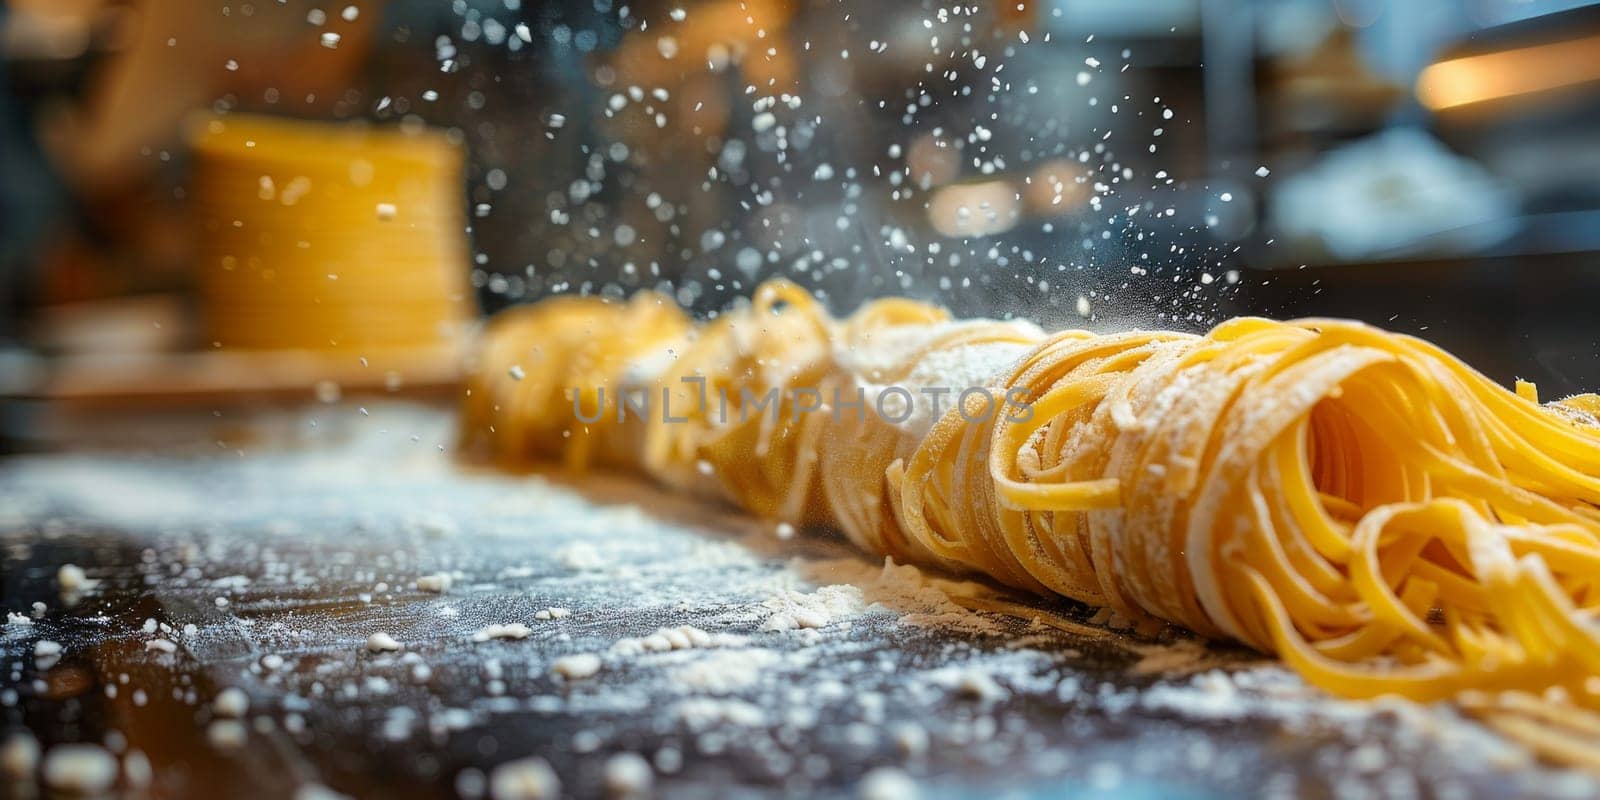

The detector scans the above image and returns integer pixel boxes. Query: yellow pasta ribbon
[461,281,1600,770]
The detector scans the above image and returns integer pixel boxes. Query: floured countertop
[0,404,1594,799]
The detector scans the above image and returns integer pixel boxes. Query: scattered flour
[416,573,453,593]
[759,584,865,632]
[857,766,919,800]
[601,752,653,798]
[1127,638,1229,677]
[610,625,739,657]
[404,512,459,539]
[554,542,606,571]
[10,432,1593,799]
[213,687,249,718]
[56,564,85,588]
[473,624,533,642]
[207,720,247,749]
[1,733,40,781]
[668,649,782,694]
[1128,664,1560,776]
[365,632,402,653]
[552,653,603,680]
[795,557,1007,636]
[488,755,560,800]
[41,744,118,794]
[930,667,1010,703]
[124,748,153,789]
[294,783,354,800]
[890,722,928,758]
[670,698,768,730]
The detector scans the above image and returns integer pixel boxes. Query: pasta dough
[461,280,1600,769]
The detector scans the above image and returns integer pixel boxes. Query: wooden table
[0,404,1586,798]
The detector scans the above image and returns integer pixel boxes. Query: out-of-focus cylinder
[188,113,474,355]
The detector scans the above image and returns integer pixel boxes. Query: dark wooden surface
[1,404,1592,799]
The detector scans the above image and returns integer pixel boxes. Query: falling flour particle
[34,640,63,658]
[146,637,178,655]
[124,748,153,789]
[857,766,919,800]
[366,632,402,653]
[416,573,452,593]
[507,365,526,381]
[455,768,488,798]
[213,687,249,718]
[207,720,247,749]
[57,563,88,592]
[41,744,119,794]
[534,607,570,621]
[1,733,40,781]
[7,611,33,627]
[551,653,603,680]
[314,380,342,404]
[602,752,653,798]
[472,624,532,642]
[890,722,929,758]
[488,755,560,800]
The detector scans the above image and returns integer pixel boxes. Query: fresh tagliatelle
[460,280,1600,769]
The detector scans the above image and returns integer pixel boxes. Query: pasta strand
[461,280,1600,769]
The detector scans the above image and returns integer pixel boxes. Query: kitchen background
[2,0,1598,445]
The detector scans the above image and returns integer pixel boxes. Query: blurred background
[2,0,1599,447]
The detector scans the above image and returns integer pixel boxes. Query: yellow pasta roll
[462,280,1600,771]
